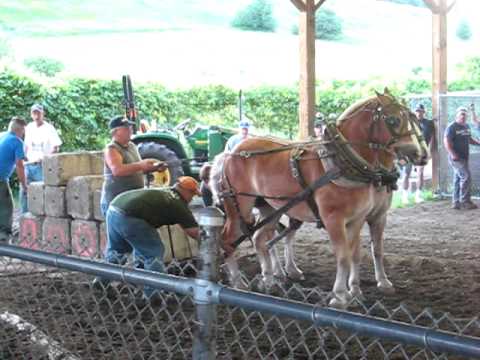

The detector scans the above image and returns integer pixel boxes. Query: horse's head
[373,88,429,166]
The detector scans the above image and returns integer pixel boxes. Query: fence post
[193,207,224,360]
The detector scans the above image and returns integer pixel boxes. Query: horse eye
[386,117,400,127]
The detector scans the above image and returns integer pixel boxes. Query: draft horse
[211,89,429,308]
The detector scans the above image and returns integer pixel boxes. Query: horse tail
[210,152,227,206]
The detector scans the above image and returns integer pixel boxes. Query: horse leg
[255,205,283,290]
[270,245,286,280]
[347,219,366,301]
[222,197,255,290]
[253,224,278,292]
[368,215,395,294]
[324,218,352,309]
[284,228,304,281]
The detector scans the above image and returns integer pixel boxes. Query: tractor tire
[137,142,184,187]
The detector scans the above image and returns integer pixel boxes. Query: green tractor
[123,75,236,187]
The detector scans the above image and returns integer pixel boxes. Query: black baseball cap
[109,116,135,130]
[415,104,425,112]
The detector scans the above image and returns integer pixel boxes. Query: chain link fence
[0,208,479,359]
[409,92,480,198]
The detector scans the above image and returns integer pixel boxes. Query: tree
[291,8,343,41]
[456,19,472,41]
[24,57,64,77]
[231,0,276,32]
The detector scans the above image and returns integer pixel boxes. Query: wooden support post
[426,0,454,191]
[293,0,325,140]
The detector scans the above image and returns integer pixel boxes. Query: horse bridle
[341,101,425,162]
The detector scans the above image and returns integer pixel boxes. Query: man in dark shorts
[401,104,435,203]
[444,106,480,210]
[100,176,201,302]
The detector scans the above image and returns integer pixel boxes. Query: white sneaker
[415,191,424,203]
[401,191,409,205]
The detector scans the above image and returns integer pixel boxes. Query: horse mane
[336,90,403,126]
[336,96,376,126]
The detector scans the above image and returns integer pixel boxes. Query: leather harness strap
[289,148,324,229]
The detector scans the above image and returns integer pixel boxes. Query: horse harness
[221,104,418,250]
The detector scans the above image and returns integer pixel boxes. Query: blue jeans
[105,206,165,298]
[20,163,43,213]
[0,181,13,241]
[449,159,471,204]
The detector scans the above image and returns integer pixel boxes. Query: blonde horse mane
[336,88,402,126]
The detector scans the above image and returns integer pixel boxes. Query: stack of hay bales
[17,151,198,262]
[17,151,105,258]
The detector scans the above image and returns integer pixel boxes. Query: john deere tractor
[123,75,235,186]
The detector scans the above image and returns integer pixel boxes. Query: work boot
[414,190,424,204]
[451,202,461,210]
[461,201,478,210]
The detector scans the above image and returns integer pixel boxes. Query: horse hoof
[258,277,276,293]
[286,269,305,281]
[349,287,365,302]
[377,282,395,295]
[233,278,249,290]
[328,297,349,309]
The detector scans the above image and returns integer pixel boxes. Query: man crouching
[100,176,201,304]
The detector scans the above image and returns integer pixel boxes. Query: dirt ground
[2,200,479,359]
[266,199,480,320]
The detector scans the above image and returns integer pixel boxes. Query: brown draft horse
[211,89,429,308]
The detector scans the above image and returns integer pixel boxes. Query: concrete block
[99,222,106,257]
[93,189,104,221]
[43,152,92,186]
[159,225,198,263]
[71,220,100,258]
[27,182,45,216]
[89,151,104,175]
[44,186,67,217]
[17,213,44,249]
[42,217,71,254]
[66,175,104,220]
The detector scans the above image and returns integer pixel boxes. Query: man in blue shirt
[444,107,480,210]
[0,117,27,241]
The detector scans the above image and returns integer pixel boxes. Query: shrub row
[1,57,480,151]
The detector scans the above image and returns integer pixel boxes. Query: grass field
[1,0,479,88]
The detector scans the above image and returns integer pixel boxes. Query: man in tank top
[100,116,166,215]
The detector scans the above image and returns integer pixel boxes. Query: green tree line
[1,57,480,151]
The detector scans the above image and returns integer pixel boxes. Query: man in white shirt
[21,103,62,212]
[225,119,250,153]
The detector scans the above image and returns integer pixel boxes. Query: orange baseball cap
[177,176,201,195]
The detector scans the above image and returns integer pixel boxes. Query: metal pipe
[219,288,480,359]
[1,244,479,359]
[0,244,194,296]
[193,207,224,360]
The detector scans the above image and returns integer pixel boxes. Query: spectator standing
[103,177,201,303]
[199,163,213,207]
[401,104,435,204]
[443,106,480,210]
[0,117,27,242]
[100,116,165,216]
[225,119,250,152]
[21,104,62,213]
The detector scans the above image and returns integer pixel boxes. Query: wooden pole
[425,0,455,191]
[291,0,325,139]
[298,0,315,139]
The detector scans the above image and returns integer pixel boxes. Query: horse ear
[384,87,391,96]
[375,89,389,106]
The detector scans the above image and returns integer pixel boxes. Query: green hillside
[0,0,477,87]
